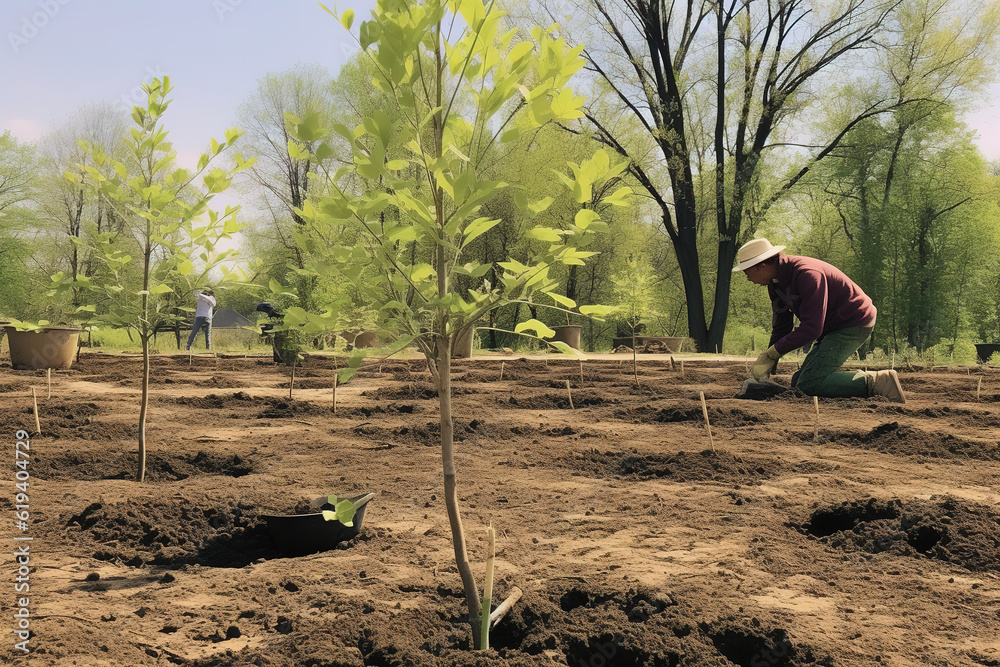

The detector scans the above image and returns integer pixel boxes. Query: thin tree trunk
[137,333,149,482]
[432,27,480,646]
[437,344,481,647]
[138,216,152,483]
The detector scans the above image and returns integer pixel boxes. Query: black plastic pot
[975,343,1000,364]
[262,492,374,556]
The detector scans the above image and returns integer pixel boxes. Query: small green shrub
[930,338,977,366]
[722,324,771,356]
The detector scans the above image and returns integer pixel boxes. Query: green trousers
[790,326,872,398]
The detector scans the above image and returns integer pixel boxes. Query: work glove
[751,346,781,381]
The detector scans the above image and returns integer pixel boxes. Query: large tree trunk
[669,213,710,350]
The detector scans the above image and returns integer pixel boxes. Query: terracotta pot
[548,324,582,350]
[262,492,374,556]
[5,326,81,370]
[341,330,379,350]
[611,335,686,353]
[452,326,475,358]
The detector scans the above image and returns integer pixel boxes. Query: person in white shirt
[186,288,216,350]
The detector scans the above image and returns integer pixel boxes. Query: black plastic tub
[975,343,1000,364]
[262,492,374,556]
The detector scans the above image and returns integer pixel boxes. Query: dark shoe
[871,370,905,403]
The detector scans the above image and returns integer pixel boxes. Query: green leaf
[334,499,357,526]
[388,225,418,244]
[545,292,576,309]
[498,259,528,274]
[574,209,600,230]
[341,8,355,29]
[514,319,555,338]
[528,196,554,214]
[602,186,633,207]
[461,216,500,247]
[410,264,435,282]
[527,226,562,243]
[546,340,582,356]
[314,142,334,161]
[580,305,616,318]
[360,20,381,50]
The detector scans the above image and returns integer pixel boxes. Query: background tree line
[2,0,1000,355]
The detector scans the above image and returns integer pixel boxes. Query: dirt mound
[362,384,441,400]
[255,398,327,418]
[170,392,255,409]
[801,496,1000,571]
[500,390,610,410]
[489,582,830,667]
[565,448,782,484]
[63,497,279,567]
[287,377,339,389]
[617,404,767,427]
[196,375,246,388]
[36,419,137,441]
[31,450,258,482]
[13,353,1000,666]
[907,405,1000,428]
[350,417,508,446]
[836,422,1000,461]
[335,403,421,418]
[0,380,31,393]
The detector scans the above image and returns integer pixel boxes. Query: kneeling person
[734,238,904,403]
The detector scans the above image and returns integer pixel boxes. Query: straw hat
[732,238,785,272]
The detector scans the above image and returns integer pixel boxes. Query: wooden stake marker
[699,391,715,453]
[289,363,296,400]
[480,523,496,651]
[579,360,584,385]
[977,377,982,401]
[31,388,41,435]
[332,374,338,414]
[499,361,505,382]
[566,380,574,410]
[490,586,523,628]
[813,395,820,443]
[47,368,51,399]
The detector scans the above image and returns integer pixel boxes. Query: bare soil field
[2,351,1000,666]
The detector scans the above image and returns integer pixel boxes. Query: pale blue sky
[3,0,1000,163]
[1,0,377,164]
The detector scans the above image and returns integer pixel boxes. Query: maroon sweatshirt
[767,254,876,355]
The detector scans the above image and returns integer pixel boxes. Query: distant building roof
[212,308,254,329]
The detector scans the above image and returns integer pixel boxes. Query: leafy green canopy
[54,78,255,334]
[286,0,631,376]
[283,0,633,650]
